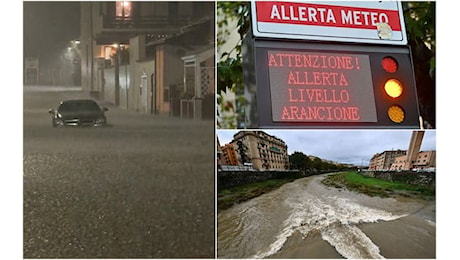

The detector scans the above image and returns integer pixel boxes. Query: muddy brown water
[217,174,435,258]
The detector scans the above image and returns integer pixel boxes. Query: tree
[312,157,324,171]
[403,2,435,128]
[216,2,250,128]
[217,2,436,128]
[289,151,311,170]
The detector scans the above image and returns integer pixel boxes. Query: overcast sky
[217,130,436,166]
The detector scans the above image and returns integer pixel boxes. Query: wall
[217,169,333,190]
[163,45,185,113]
[104,67,116,104]
[129,60,155,112]
[362,171,435,189]
[119,64,130,109]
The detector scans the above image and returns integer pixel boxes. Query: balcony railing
[103,16,191,29]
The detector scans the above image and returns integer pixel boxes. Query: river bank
[322,171,435,200]
[218,171,434,212]
[218,177,299,212]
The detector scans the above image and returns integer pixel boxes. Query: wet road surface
[23,86,215,258]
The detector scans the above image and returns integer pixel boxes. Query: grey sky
[217,130,436,166]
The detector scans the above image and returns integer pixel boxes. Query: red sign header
[251,1,407,45]
[256,1,401,31]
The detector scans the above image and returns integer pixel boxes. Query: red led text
[281,106,360,121]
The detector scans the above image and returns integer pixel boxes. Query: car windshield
[58,100,101,112]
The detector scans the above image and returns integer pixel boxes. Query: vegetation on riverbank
[218,177,298,212]
[322,171,435,200]
[218,171,435,212]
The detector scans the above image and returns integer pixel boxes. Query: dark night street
[23,86,215,258]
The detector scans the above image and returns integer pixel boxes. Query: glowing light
[381,56,398,73]
[388,105,405,123]
[384,79,403,98]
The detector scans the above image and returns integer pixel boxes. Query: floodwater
[217,174,435,259]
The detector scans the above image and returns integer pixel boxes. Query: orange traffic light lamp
[387,105,405,124]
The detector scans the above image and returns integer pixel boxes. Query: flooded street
[24,87,215,258]
[217,174,435,258]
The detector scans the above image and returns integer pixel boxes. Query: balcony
[95,15,192,45]
[102,15,190,30]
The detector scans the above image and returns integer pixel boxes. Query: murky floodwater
[217,174,435,259]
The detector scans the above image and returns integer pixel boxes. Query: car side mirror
[48,109,55,114]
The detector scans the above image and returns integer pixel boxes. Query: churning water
[217,174,431,259]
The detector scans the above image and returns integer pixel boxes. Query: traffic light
[372,49,420,127]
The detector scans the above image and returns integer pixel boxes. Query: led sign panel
[267,50,377,123]
[245,40,421,128]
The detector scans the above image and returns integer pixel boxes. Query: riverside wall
[217,169,337,190]
[361,170,435,189]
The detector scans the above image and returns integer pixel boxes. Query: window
[116,1,131,18]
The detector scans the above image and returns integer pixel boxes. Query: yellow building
[368,150,406,171]
[231,131,289,171]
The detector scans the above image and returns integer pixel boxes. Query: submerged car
[48,99,109,127]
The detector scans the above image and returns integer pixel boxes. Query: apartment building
[368,150,407,171]
[221,143,239,166]
[80,1,214,119]
[390,150,436,171]
[231,131,289,171]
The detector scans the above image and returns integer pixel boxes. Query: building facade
[217,136,223,167]
[390,154,407,171]
[231,131,289,171]
[413,150,436,170]
[80,1,214,119]
[368,150,407,171]
[390,150,436,171]
[221,143,239,166]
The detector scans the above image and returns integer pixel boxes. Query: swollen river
[217,174,435,259]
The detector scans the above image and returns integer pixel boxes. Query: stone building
[221,143,239,166]
[390,150,436,171]
[231,131,289,171]
[368,150,407,171]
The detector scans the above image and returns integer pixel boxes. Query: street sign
[251,1,407,45]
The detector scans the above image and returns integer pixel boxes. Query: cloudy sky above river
[217,130,436,166]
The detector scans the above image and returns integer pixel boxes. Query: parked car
[48,99,108,127]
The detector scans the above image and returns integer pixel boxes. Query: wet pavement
[23,86,215,258]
